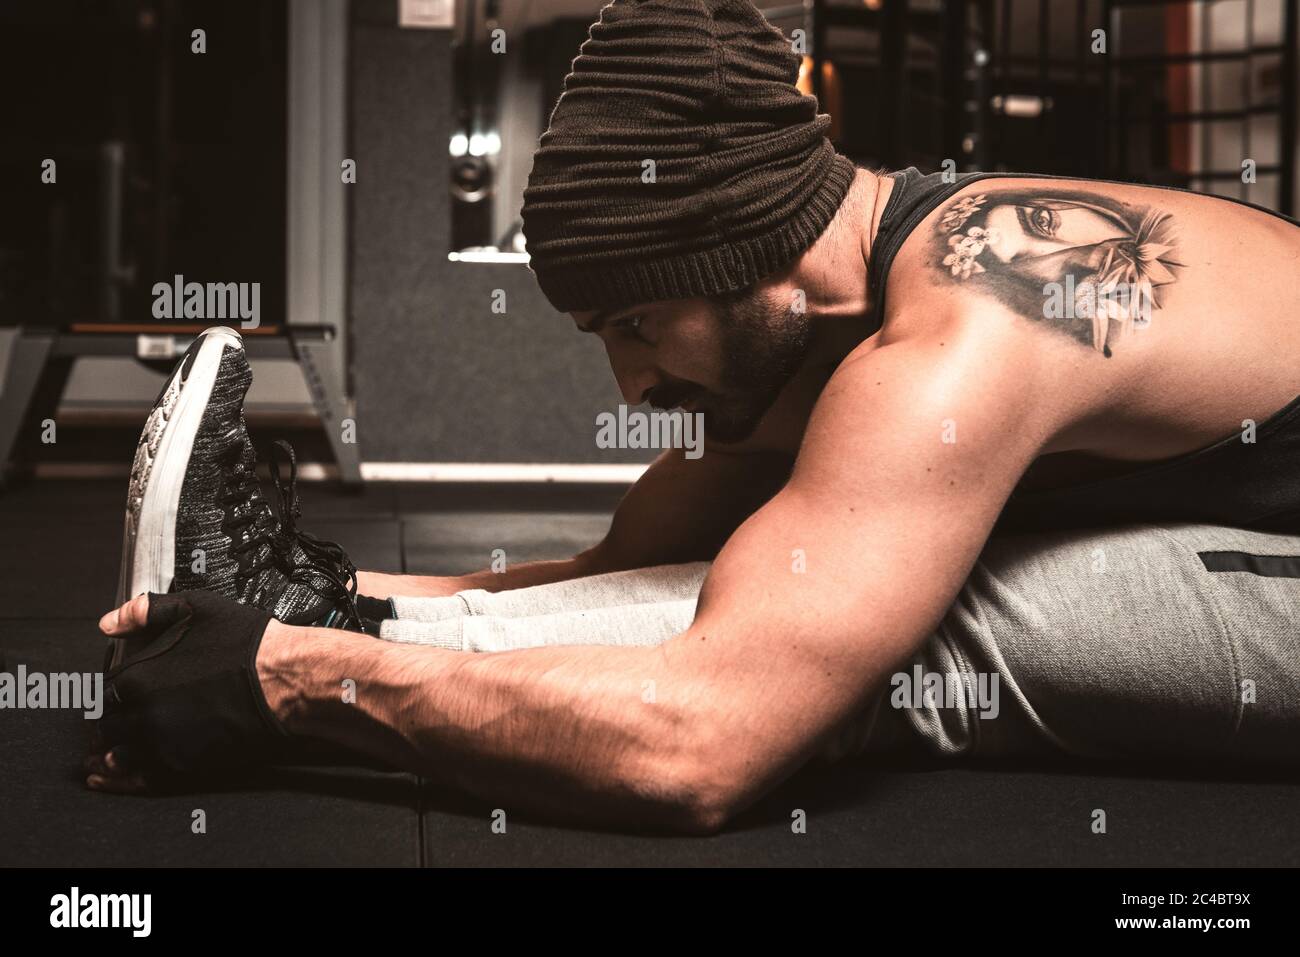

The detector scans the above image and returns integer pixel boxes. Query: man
[89,0,1300,832]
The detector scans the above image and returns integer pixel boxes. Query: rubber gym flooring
[2,478,1298,866]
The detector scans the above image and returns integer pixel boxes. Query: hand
[84,744,151,795]
[88,591,292,790]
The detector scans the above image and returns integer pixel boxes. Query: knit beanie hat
[521,0,857,313]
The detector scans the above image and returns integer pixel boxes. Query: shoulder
[791,307,1073,494]
[885,176,1190,360]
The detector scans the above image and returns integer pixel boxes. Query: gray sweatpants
[380,523,1300,767]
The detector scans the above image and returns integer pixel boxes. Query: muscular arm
[356,553,604,598]
[356,445,790,597]
[259,319,1067,832]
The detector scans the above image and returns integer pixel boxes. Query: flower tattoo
[932,186,1183,357]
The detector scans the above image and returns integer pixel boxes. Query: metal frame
[0,329,57,479]
[803,1,992,171]
[1103,0,1297,213]
[287,0,359,483]
[1,1,360,487]
[0,326,357,484]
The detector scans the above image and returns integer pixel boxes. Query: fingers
[83,748,152,794]
[83,748,126,776]
[86,770,151,794]
[83,751,109,775]
[99,590,195,638]
[99,593,151,636]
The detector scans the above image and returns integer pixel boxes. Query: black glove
[101,590,291,774]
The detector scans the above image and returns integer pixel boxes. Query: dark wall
[0,0,287,326]
[348,2,646,464]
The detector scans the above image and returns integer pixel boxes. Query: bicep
[670,333,1061,795]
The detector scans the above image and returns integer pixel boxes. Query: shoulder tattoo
[931,187,1183,357]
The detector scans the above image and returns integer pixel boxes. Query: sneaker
[114,328,370,666]
[118,326,245,607]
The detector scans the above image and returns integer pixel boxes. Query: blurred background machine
[448,0,1295,259]
[0,0,356,483]
[2,0,1296,480]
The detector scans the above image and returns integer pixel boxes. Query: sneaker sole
[112,326,244,666]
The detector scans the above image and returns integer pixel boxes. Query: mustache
[647,382,703,411]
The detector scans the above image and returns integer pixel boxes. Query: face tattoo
[933,188,1183,357]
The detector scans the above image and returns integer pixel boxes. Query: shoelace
[268,439,365,631]
[223,439,285,590]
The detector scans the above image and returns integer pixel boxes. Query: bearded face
[695,285,814,442]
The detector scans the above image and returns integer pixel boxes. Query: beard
[698,285,813,443]
[644,285,813,444]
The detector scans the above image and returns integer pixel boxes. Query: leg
[380,598,699,652]
[848,522,1300,766]
[377,561,709,651]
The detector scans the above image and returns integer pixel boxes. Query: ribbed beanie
[521,0,857,313]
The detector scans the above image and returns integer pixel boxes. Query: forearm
[256,624,723,831]
[357,548,609,599]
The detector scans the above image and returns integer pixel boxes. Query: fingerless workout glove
[101,590,291,773]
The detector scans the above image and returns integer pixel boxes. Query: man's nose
[604,341,658,406]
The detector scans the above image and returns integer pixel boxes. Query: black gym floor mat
[0,620,420,867]
[401,512,612,576]
[3,479,1298,866]
[416,759,1300,867]
[0,520,121,618]
[301,519,402,574]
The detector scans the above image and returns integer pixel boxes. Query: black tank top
[865,167,1300,535]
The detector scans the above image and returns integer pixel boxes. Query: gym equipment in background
[0,0,359,484]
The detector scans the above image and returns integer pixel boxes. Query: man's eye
[617,315,644,333]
